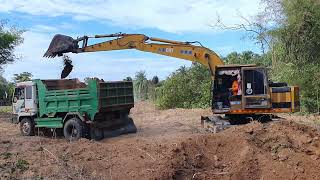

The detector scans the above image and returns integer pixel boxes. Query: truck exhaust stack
[44,34,79,58]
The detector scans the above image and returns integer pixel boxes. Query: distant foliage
[13,72,33,83]
[264,0,320,112]
[151,76,159,85]
[155,64,211,109]
[223,51,271,67]
[0,20,24,69]
[123,77,133,81]
[133,71,149,100]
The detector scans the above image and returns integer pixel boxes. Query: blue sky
[0,0,262,81]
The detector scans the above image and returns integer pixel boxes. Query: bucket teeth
[43,34,78,58]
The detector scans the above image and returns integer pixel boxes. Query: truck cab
[12,81,38,121]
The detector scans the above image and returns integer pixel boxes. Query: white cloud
[0,0,262,33]
[31,25,58,32]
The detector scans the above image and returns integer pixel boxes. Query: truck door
[242,67,271,109]
[12,85,37,115]
[24,85,35,112]
[12,87,25,114]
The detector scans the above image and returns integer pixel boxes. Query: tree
[223,51,272,67]
[13,72,32,83]
[0,75,9,99]
[262,0,320,112]
[123,77,133,81]
[133,71,148,100]
[155,64,211,109]
[0,20,24,69]
[151,76,159,85]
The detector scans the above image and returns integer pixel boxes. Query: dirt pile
[1,102,320,179]
[160,121,320,179]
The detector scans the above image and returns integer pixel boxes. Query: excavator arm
[44,33,224,78]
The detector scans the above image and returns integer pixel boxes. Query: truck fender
[63,112,85,123]
[18,116,34,123]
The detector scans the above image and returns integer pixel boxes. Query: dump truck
[12,78,137,140]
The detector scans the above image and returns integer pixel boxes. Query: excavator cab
[212,65,299,115]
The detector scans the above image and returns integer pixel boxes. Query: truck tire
[63,118,88,141]
[20,118,35,136]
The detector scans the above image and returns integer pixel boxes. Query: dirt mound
[1,102,320,179]
[157,121,320,180]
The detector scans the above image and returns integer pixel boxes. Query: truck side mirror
[13,97,18,103]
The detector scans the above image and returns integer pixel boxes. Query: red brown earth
[1,101,320,179]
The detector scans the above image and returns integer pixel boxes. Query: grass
[16,159,29,171]
[1,152,12,159]
[0,106,12,113]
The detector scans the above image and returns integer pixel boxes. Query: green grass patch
[0,106,12,113]
[1,152,12,159]
[16,159,29,171]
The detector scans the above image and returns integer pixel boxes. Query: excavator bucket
[44,34,79,58]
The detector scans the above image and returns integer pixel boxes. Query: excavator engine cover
[44,34,79,58]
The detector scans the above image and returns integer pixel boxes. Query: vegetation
[133,71,160,101]
[223,51,271,67]
[0,20,24,70]
[133,71,149,100]
[259,0,320,112]
[155,64,211,109]
[13,72,33,83]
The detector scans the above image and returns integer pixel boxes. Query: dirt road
[1,102,320,179]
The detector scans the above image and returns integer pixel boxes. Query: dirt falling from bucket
[61,55,73,79]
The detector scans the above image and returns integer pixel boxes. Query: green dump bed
[99,81,135,111]
[34,79,134,121]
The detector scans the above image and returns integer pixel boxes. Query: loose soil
[1,102,320,179]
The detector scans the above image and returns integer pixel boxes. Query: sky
[0,0,263,81]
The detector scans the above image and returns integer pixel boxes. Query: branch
[212,13,271,53]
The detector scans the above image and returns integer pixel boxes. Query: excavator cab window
[213,68,242,111]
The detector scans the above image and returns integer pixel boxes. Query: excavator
[44,33,300,131]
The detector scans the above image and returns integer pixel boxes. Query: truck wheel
[63,118,88,141]
[20,118,35,136]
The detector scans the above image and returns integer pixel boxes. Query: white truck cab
[12,81,38,121]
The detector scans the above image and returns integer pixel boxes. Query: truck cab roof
[16,81,34,87]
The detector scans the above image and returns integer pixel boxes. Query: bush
[155,64,211,109]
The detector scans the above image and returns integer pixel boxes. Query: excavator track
[201,114,274,133]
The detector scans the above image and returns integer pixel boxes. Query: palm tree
[134,71,148,100]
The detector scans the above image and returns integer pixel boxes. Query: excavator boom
[44,33,224,78]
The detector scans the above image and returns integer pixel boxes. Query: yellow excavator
[44,33,300,129]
